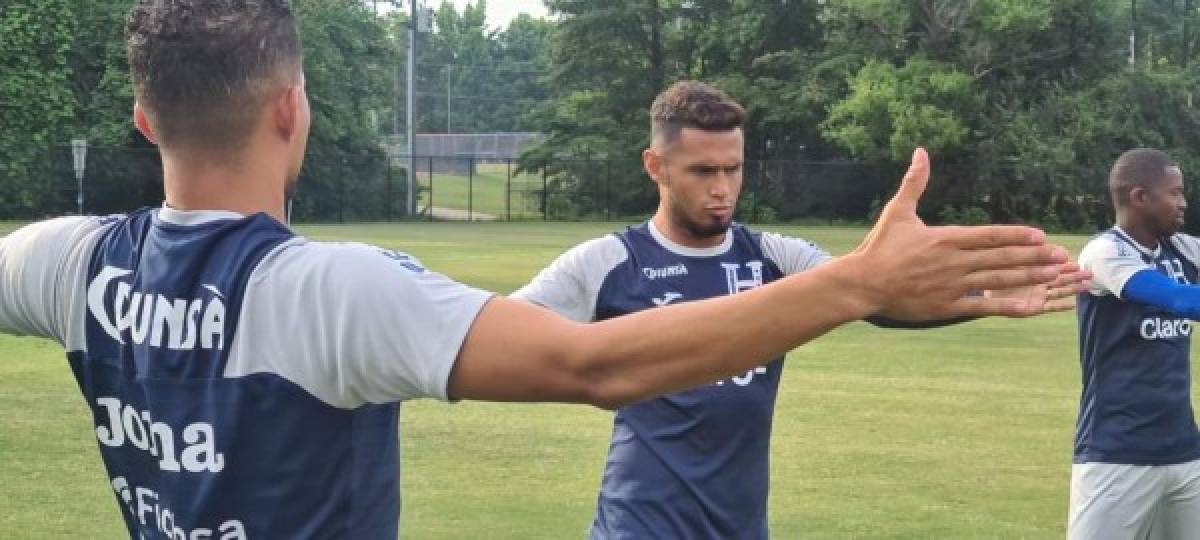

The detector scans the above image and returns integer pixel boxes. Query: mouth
[705,205,733,219]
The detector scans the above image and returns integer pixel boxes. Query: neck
[1117,214,1161,250]
[651,206,726,249]
[160,146,288,223]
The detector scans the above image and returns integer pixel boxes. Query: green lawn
[417,163,545,220]
[0,221,1156,538]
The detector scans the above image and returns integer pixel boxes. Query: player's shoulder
[1079,229,1129,261]
[1167,233,1200,265]
[753,228,822,250]
[544,234,628,276]
[566,234,627,260]
[250,238,431,290]
[746,226,830,271]
[4,214,123,255]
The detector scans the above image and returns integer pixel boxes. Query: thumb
[883,147,930,218]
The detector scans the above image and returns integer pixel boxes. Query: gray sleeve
[510,235,627,323]
[760,232,833,275]
[225,241,494,408]
[0,216,110,347]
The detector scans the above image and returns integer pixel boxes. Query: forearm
[570,255,877,407]
[1122,270,1200,319]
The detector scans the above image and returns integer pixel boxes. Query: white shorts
[1068,459,1200,540]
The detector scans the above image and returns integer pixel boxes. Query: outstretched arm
[0,217,109,345]
[1122,270,1200,319]
[447,148,1071,408]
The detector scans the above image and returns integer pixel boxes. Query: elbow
[569,358,633,411]
[556,333,635,411]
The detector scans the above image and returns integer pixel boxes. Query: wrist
[815,253,885,320]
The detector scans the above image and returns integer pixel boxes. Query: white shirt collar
[646,219,733,257]
[157,204,247,226]
[1113,224,1162,257]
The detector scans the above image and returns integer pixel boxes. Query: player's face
[657,128,744,239]
[1144,167,1187,235]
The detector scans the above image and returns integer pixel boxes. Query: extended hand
[850,148,1072,321]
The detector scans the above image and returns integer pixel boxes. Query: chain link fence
[2,145,1110,229]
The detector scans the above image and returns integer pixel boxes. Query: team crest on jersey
[87,266,226,350]
[722,261,764,294]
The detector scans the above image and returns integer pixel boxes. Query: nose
[710,172,736,200]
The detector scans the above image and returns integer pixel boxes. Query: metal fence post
[605,159,612,222]
[428,156,435,222]
[542,167,549,221]
[468,156,475,222]
[752,160,762,224]
[506,159,512,221]
[386,154,393,222]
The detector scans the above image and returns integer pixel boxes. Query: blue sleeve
[1122,269,1200,320]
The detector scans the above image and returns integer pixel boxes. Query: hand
[984,263,1092,316]
[850,148,1071,321]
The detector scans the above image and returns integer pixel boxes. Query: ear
[133,103,158,145]
[273,85,302,141]
[644,147,666,187]
[1130,186,1149,206]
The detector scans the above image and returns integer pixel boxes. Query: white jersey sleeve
[225,241,493,408]
[1079,235,1153,299]
[0,216,112,348]
[509,235,628,322]
[760,232,833,275]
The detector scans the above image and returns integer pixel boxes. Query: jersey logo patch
[1141,317,1192,340]
[651,292,683,306]
[378,249,425,273]
[643,263,688,280]
[87,266,226,350]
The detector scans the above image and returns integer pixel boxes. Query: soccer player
[512,81,1085,539]
[0,1,1081,538]
[1071,148,1200,539]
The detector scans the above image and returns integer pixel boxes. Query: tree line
[3,1,1198,229]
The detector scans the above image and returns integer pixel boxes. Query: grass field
[0,221,1179,538]
[417,163,545,220]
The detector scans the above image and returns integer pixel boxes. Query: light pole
[406,0,417,216]
[1130,0,1138,67]
[71,138,87,215]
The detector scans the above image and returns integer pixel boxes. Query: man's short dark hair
[1109,148,1180,207]
[650,81,746,148]
[126,0,303,151]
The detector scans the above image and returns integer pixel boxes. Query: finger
[1046,271,1092,300]
[959,245,1069,272]
[1053,262,1084,276]
[961,265,1063,291]
[881,147,930,217]
[938,225,1048,249]
[1039,297,1079,313]
[946,295,1045,318]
